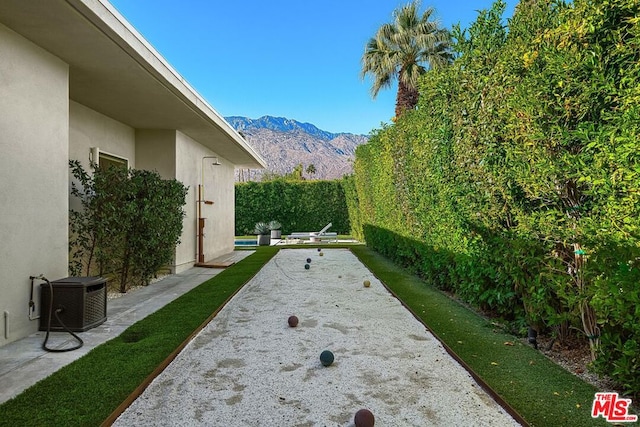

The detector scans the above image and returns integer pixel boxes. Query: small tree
[69,160,100,277]
[124,169,188,288]
[284,164,305,181]
[69,161,188,292]
[306,164,317,179]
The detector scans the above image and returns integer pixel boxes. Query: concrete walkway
[0,251,254,405]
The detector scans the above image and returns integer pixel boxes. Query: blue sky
[109,1,518,135]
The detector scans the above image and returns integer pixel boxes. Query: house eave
[0,0,266,169]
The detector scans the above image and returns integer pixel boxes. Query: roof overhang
[0,0,266,169]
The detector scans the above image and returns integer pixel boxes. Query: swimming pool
[234,239,257,246]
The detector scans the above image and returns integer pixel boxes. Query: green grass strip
[350,246,608,427]
[0,247,278,427]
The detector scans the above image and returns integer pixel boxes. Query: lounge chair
[287,223,337,243]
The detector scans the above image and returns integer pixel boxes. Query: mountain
[225,116,338,141]
[225,116,369,181]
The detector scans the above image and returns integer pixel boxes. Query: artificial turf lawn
[0,245,610,426]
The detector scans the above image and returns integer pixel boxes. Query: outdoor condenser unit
[39,277,107,332]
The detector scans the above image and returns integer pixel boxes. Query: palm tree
[305,164,316,178]
[361,1,451,118]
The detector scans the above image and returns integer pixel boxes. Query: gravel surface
[114,249,520,426]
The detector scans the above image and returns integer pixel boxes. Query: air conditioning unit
[39,277,107,332]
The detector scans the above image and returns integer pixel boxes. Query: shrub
[69,161,187,292]
[254,222,270,234]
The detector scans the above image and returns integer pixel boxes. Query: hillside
[225,116,369,181]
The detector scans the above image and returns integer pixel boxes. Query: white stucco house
[0,0,266,347]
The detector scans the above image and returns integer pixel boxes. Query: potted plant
[269,220,282,239]
[254,222,270,246]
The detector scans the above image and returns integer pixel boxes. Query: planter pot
[270,230,281,239]
[257,234,271,246]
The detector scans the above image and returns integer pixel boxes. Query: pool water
[234,239,257,246]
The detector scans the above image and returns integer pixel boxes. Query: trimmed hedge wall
[349,0,640,397]
[235,180,350,235]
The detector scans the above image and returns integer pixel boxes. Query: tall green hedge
[235,180,350,235]
[350,0,640,397]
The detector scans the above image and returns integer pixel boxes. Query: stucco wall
[69,101,136,171]
[0,23,69,346]
[135,129,177,179]
[175,132,235,272]
[68,101,136,215]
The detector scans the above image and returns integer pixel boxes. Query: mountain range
[225,116,369,181]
